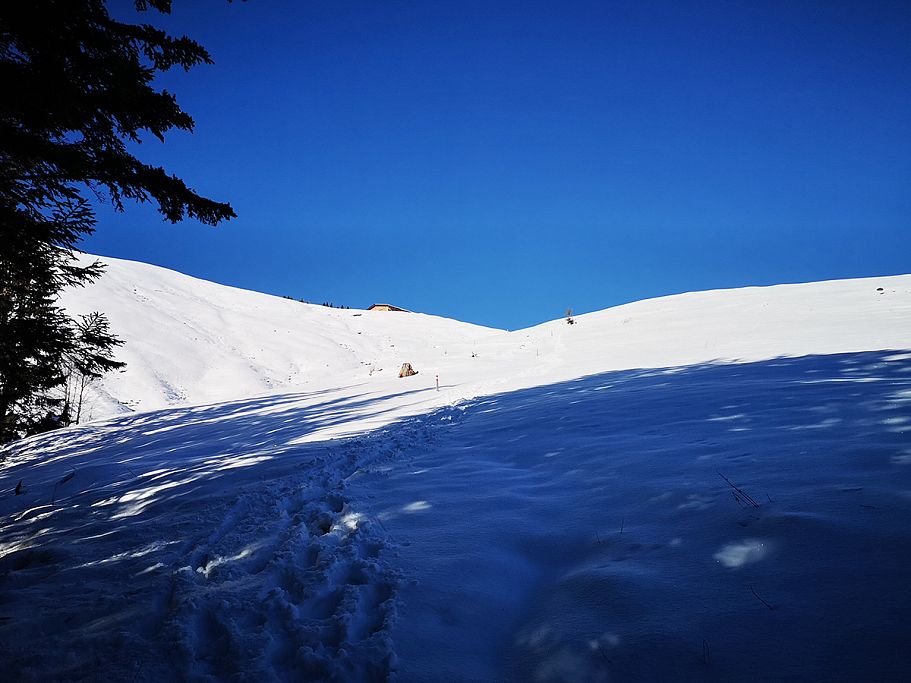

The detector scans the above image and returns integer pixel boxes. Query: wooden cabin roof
[367,303,411,312]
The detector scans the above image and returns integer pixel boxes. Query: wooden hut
[367,303,411,312]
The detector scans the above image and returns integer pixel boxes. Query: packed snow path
[0,385,464,681]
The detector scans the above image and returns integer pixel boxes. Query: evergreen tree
[0,1,235,441]
[62,312,126,425]
[0,195,100,440]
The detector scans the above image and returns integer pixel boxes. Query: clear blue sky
[86,0,911,329]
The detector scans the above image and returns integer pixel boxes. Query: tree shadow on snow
[354,350,911,682]
[0,382,440,679]
[1,351,911,681]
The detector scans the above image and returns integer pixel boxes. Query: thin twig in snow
[750,584,774,610]
[51,467,76,504]
[718,472,761,508]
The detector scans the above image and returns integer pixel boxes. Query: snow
[2,255,911,681]
[57,254,500,419]
[349,354,911,681]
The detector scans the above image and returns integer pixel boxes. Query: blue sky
[86,0,911,329]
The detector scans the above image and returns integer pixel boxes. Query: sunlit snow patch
[714,539,769,568]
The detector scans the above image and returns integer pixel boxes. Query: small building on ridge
[367,303,411,312]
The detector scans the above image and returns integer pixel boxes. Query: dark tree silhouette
[62,312,126,425]
[0,1,236,441]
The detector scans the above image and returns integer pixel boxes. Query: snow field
[58,254,501,419]
[351,352,911,680]
[1,255,910,680]
[0,386,471,680]
[60,255,911,427]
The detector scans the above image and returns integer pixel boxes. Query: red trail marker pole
[436,374,439,391]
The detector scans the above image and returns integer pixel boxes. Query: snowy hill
[59,254,501,418]
[2,258,911,681]
[61,254,911,423]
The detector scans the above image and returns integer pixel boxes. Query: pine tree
[0,1,236,441]
[61,312,126,425]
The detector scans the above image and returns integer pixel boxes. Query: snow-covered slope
[59,254,500,419]
[2,258,911,681]
[62,254,911,424]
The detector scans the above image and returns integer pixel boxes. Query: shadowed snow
[2,258,911,681]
